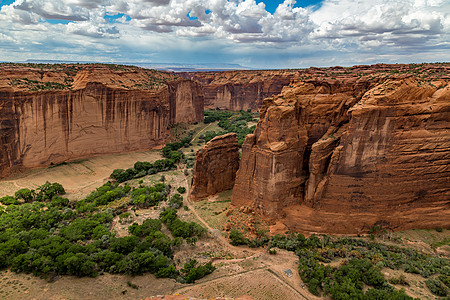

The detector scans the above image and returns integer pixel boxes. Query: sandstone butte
[190,133,239,201]
[231,63,450,234]
[0,63,204,179]
[179,70,298,111]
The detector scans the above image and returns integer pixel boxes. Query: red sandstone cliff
[232,64,450,234]
[0,64,204,178]
[191,133,239,201]
[180,70,298,111]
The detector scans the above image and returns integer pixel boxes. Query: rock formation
[0,64,204,178]
[180,70,298,111]
[191,133,239,201]
[232,63,450,234]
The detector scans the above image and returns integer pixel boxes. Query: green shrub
[229,229,247,246]
[389,274,409,285]
[169,194,183,209]
[425,278,448,296]
[0,196,21,205]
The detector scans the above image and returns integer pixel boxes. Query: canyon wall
[232,65,450,234]
[191,133,239,201]
[180,70,297,111]
[0,64,204,178]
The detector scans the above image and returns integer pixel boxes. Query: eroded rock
[180,70,298,111]
[0,64,204,178]
[232,65,450,234]
[190,133,239,201]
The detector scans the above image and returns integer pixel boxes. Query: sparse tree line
[0,180,212,282]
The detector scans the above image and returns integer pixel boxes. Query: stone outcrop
[232,63,450,234]
[180,70,298,111]
[0,64,204,178]
[191,133,239,201]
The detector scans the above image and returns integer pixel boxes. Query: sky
[0,0,449,69]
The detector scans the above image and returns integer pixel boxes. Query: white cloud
[0,0,448,67]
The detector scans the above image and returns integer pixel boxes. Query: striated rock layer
[180,70,298,111]
[232,64,450,234]
[0,64,204,178]
[191,133,239,201]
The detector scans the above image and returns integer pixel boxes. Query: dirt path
[180,166,313,299]
[183,165,253,253]
[191,122,215,143]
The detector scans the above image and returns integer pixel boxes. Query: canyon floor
[0,120,448,300]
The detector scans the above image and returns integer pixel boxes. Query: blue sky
[0,0,449,68]
[257,0,322,12]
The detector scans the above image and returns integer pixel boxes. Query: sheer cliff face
[232,72,450,234]
[180,70,297,111]
[190,133,239,201]
[0,65,204,178]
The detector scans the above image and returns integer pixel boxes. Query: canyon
[180,70,298,111]
[1,62,449,234]
[0,64,204,179]
[231,63,450,234]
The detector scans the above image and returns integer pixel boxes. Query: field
[0,151,164,200]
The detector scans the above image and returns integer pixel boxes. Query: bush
[389,274,409,285]
[0,196,20,205]
[425,278,448,296]
[169,194,183,209]
[177,187,186,194]
[160,208,205,238]
[15,188,34,202]
[229,229,247,246]
[181,259,215,283]
[35,181,65,201]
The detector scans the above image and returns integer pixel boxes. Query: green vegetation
[227,231,449,299]
[388,275,409,286]
[161,131,195,162]
[425,278,448,296]
[160,208,206,239]
[9,78,72,91]
[180,259,215,283]
[229,229,248,246]
[0,180,211,282]
[202,109,257,146]
[110,159,176,183]
[168,194,184,209]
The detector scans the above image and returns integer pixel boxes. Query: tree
[15,188,34,202]
[229,229,247,246]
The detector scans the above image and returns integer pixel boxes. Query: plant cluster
[9,78,72,91]
[131,183,170,208]
[228,229,269,248]
[160,208,206,239]
[0,182,65,206]
[0,181,211,283]
[168,194,184,209]
[161,131,194,162]
[263,233,449,298]
[110,159,176,183]
[203,109,257,146]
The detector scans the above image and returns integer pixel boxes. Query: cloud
[0,0,448,67]
[310,0,449,49]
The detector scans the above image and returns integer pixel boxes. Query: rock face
[232,64,450,234]
[191,133,239,201]
[180,70,297,111]
[0,64,204,178]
